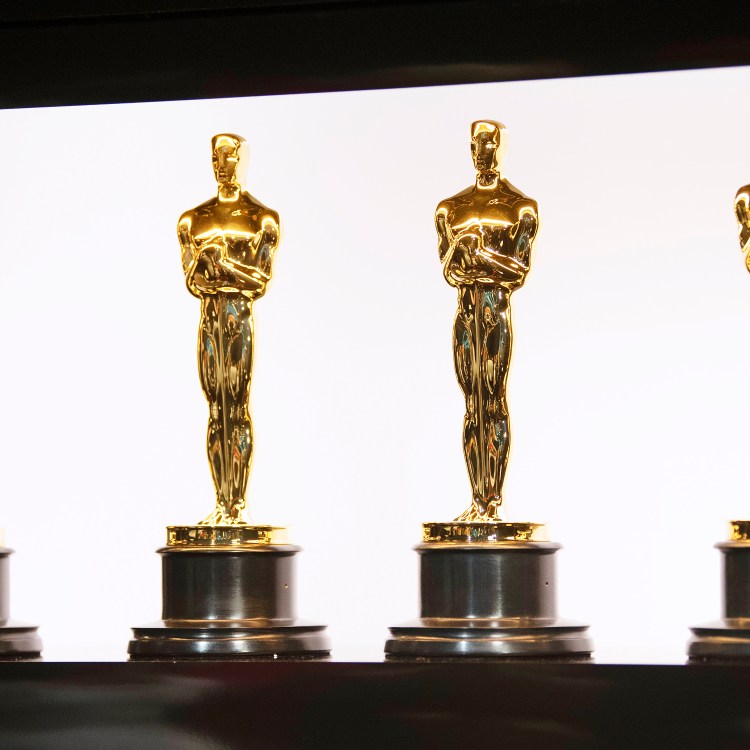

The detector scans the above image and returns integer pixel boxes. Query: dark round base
[688,539,750,661]
[0,548,42,659]
[386,538,593,659]
[688,619,750,661]
[0,620,42,660]
[129,542,330,659]
[386,618,592,659]
[129,620,330,659]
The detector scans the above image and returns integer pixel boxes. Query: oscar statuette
[0,531,42,659]
[386,121,593,659]
[129,134,330,659]
[688,185,750,661]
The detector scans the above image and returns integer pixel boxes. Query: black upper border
[1,0,748,108]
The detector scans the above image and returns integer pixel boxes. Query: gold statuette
[128,134,330,659]
[434,120,538,529]
[686,185,750,660]
[386,121,591,658]
[728,187,750,542]
[735,183,750,272]
[174,133,282,543]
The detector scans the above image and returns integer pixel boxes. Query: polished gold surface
[729,521,750,542]
[735,184,750,271]
[730,187,750,544]
[422,521,548,543]
[435,120,539,524]
[167,525,288,547]
[175,133,280,539]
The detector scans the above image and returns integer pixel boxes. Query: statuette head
[471,120,507,176]
[211,133,248,189]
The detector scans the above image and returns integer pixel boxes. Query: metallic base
[688,619,750,661]
[0,548,41,660]
[129,543,330,659]
[129,622,330,659]
[688,534,750,660]
[386,619,593,659]
[386,537,592,659]
[0,621,43,660]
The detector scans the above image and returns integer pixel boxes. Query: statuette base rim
[688,620,750,660]
[386,619,593,659]
[167,524,289,547]
[128,620,330,659]
[422,521,548,543]
[0,620,43,660]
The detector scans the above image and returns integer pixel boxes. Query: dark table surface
[0,660,749,749]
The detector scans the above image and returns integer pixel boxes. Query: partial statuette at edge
[687,187,750,662]
[0,530,42,660]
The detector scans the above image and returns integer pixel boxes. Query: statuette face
[177,134,280,526]
[435,120,538,523]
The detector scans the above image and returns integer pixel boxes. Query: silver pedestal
[129,545,330,659]
[386,540,593,659]
[0,548,42,660]
[689,540,750,661]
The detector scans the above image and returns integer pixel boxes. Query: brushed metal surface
[386,541,592,658]
[723,546,750,619]
[160,546,298,621]
[0,550,9,624]
[0,549,42,660]
[420,543,558,620]
[129,546,330,659]
[689,543,750,660]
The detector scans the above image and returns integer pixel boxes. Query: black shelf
[0,661,748,749]
[1,0,748,108]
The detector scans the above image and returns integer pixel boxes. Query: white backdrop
[1,66,749,663]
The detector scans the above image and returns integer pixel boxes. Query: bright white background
[1,66,749,663]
